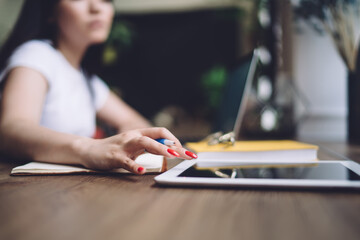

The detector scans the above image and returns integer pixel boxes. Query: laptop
[209,49,259,143]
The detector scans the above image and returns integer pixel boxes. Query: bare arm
[96,91,152,133]
[0,67,85,165]
[0,67,193,174]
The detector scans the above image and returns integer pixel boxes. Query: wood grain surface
[0,142,359,240]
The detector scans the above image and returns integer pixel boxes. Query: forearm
[115,110,152,133]
[0,119,89,165]
[97,91,152,133]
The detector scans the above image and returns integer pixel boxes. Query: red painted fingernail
[167,148,180,157]
[185,151,198,159]
[138,167,144,172]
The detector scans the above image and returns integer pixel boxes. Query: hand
[78,127,195,175]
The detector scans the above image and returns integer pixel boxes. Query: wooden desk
[0,142,359,240]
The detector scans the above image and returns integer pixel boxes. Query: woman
[0,0,196,175]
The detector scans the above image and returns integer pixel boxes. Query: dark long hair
[0,0,109,77]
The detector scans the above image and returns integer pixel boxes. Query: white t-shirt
[0,40,110,137]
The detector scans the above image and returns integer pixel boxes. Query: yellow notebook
[186,140,318,168]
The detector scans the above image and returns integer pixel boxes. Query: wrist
[71,137,94,167]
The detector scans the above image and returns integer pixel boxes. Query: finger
[133,136,180,159]
[119,156,146,175]
[170,146,198,160]
[138,127,182,147]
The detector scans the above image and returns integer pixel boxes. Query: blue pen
[155,138,175,146]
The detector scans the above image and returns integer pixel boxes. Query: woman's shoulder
[1,40,59,83]
[12,39,57,58]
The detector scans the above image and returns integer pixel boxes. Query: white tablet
[155,160,360,189]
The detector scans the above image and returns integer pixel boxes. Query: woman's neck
[56,38,88,70]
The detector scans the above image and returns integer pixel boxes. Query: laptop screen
[213,50,258,139]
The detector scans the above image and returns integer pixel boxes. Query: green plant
[201,65,227,110]
[103,20,134,65]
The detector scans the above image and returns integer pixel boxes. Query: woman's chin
[89,34,108,45]
[90,39,107,45]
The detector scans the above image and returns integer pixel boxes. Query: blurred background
[0,0,352,142]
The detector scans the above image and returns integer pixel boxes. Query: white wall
[292,21,347,141]
[0,0,23,45]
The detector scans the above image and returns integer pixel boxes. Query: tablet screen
[178,163,360,181]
